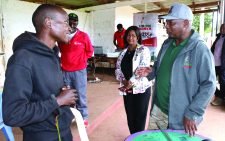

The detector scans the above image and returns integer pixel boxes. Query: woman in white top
[115,26,151,134]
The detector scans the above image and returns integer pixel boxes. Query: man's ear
[44,17,52,29]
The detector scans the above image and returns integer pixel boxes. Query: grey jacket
[149,30,216,129]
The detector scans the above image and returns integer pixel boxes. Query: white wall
[115,6,140,30]
[2,0,37,62]
[91,8,115,53]
[1,0,90,62]
[89,6,140,53]
[0,0,39,86]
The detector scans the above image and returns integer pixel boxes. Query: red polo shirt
[59,29,94,71]
[114,29,126,49]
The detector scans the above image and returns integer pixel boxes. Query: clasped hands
[119,67,152,93]
[119,80,133,93]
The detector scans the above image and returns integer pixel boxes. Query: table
[88,56,117,69]
[125,130,208,141]
[87,56,118,80]
[103,56,117,68]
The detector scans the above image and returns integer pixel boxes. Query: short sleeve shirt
[114,29,126,49]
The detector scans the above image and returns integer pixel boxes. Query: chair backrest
[70,108,89,141]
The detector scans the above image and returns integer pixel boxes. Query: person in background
[210,23,225,106]
[113,23,126,51]
[115,26,151,134]
[136,3,216,136]
[58,13,93,127]
[3,4,77,141]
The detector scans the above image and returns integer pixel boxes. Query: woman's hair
[123,26,142,47]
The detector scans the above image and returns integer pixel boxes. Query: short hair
[117,24,123,29]
[32,4,65,32]
[123,26,142,47]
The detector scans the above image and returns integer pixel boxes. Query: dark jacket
[3,32,74,140]
[211,33,225,84]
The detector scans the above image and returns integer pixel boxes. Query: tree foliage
[192,13,212,33]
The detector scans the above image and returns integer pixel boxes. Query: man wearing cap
[59,13,93,127]
[136,3,216,136]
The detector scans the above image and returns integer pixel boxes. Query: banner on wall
[133,13,158,48]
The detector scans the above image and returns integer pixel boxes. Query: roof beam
[153,2,165,9]
[20,0,45,4]
[95,0,116,4]
[193,9,218,14]
[189,1,220,9]
[147,1,219,14]
[77,0,165,12]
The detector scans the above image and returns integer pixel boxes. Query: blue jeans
[63,69,88,120]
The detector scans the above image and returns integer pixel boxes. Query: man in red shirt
[59,13,94,127]
[113,24,126,51]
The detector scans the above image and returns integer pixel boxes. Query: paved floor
[0,69,225,141]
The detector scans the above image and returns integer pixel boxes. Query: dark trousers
[23,130,72,141]
[123,88,151,134]
[57,132,72,141]
[215,66,225,99]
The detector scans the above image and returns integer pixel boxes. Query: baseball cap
[68,13,78,21]
[160,3,193,21]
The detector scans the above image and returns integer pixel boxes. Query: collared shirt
[59,29,94,71]
[156,38,188,114]
[68,31,76,39]
[214,36,225,66]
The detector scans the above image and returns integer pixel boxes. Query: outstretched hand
[183,116,197,136]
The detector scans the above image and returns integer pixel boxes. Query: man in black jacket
[3,4,77,141]
[211,23,225,106]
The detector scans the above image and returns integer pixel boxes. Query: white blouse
[115,44,152,95]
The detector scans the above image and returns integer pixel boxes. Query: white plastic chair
[70,108,89,141]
